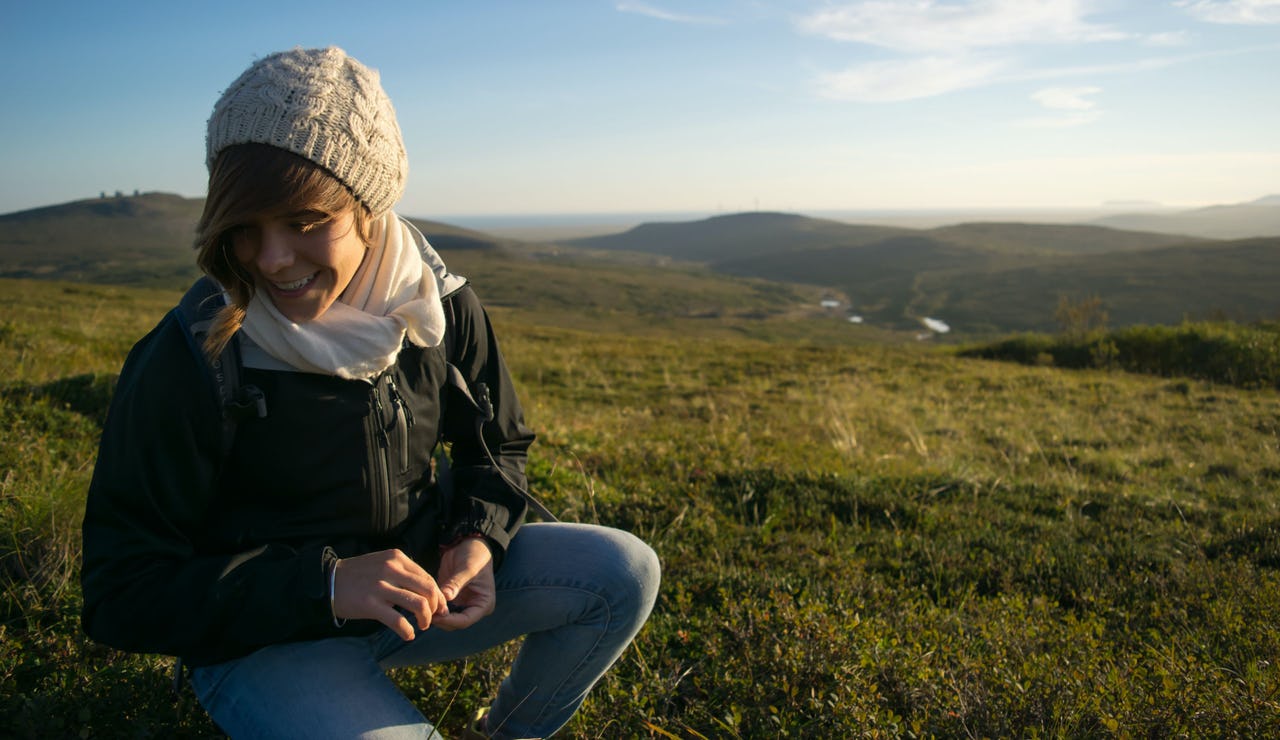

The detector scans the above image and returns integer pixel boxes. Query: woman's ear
[360,207,382,246]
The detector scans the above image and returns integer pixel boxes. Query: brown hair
[194,144,375,358]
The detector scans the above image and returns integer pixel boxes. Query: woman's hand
[432,537,496,631]
[332,549,448,640]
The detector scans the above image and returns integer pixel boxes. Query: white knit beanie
[205,47,408,216]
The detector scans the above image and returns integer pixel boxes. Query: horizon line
[4,190,1277,222]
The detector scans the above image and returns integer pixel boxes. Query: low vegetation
[3,276,1280,737]
[959,321,1280,390]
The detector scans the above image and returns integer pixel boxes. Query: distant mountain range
[3,192,1278,335]
[1089,195,1280,240]
[570,213,1206,260]
[569,207,1279,333]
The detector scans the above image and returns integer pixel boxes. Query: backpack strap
[440,362,557,522]
[168,276,270,697]
[170,277,267,460]
[437,287,557,522]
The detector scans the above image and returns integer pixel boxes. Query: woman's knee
[616,528,661,605]
[514,523,660,615]
[577,524,661,623]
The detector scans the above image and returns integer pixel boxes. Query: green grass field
[3,275,1279,737]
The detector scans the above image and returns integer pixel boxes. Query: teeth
[273,274,316,291]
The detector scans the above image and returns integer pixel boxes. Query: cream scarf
[239,212,448,380]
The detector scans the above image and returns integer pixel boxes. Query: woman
[80,47,660,739]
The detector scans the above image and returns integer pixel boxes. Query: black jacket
[80,285,533,667]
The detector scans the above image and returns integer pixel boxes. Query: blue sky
[1,0,1277,220]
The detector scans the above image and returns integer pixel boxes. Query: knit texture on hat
[206,47,407,215]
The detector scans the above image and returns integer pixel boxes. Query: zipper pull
[386,375,415,428]
[373,379,391,447]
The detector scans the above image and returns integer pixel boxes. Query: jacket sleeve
[80,316,347,666]
[439,287,535,561]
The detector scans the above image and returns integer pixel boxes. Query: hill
[0,194,884,343]
[0,192,204,285]
[715,234,999,326]
[0,193,522,288]
[725,234,1280,334]
[925,221,1205,255]
[1092,196,1280,240]
[410,243,887,344]
[569,211,1202,263]
[915,236,1280,333]
[566,211,912,262]
[7,197,1277,337]
[568,211,1252,334]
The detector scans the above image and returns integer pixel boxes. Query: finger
[333,550,448,627]
[439,574,475,603]
[433,605,484,631]
[384,552,445,602]
[374,552,449,617]
[438,555,481,593]
[435,583,496,631]
[375,604,417,641]
[347,585,426,633]
[391,575,453,624]
[344,553,436,596]
[385,585,435,631]
[438,543,491,601]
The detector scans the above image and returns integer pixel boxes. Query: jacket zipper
[370,377,391,531]
[386,375,413,473]
[369,373,415,532]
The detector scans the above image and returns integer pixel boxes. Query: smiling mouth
[271,273,317,292]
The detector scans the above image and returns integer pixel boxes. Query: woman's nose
[255,226,294,275]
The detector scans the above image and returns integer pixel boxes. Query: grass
[3,276,1280,737]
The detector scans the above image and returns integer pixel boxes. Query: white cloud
[616,2,727,25]
[796,0,1128,52]
[1016,86,1102,127]
[815,54,1010,101]
[1031,86,1101,110]
[800,1,1138,103]
[802,2,1278,104]
[816,44,1231,104]
[1176,0,1280,25]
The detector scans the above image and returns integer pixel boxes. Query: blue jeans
[188,523,660,739]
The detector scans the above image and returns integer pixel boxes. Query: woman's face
[231,208,368,323]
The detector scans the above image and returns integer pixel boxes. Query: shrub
[960,321,1280,389]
